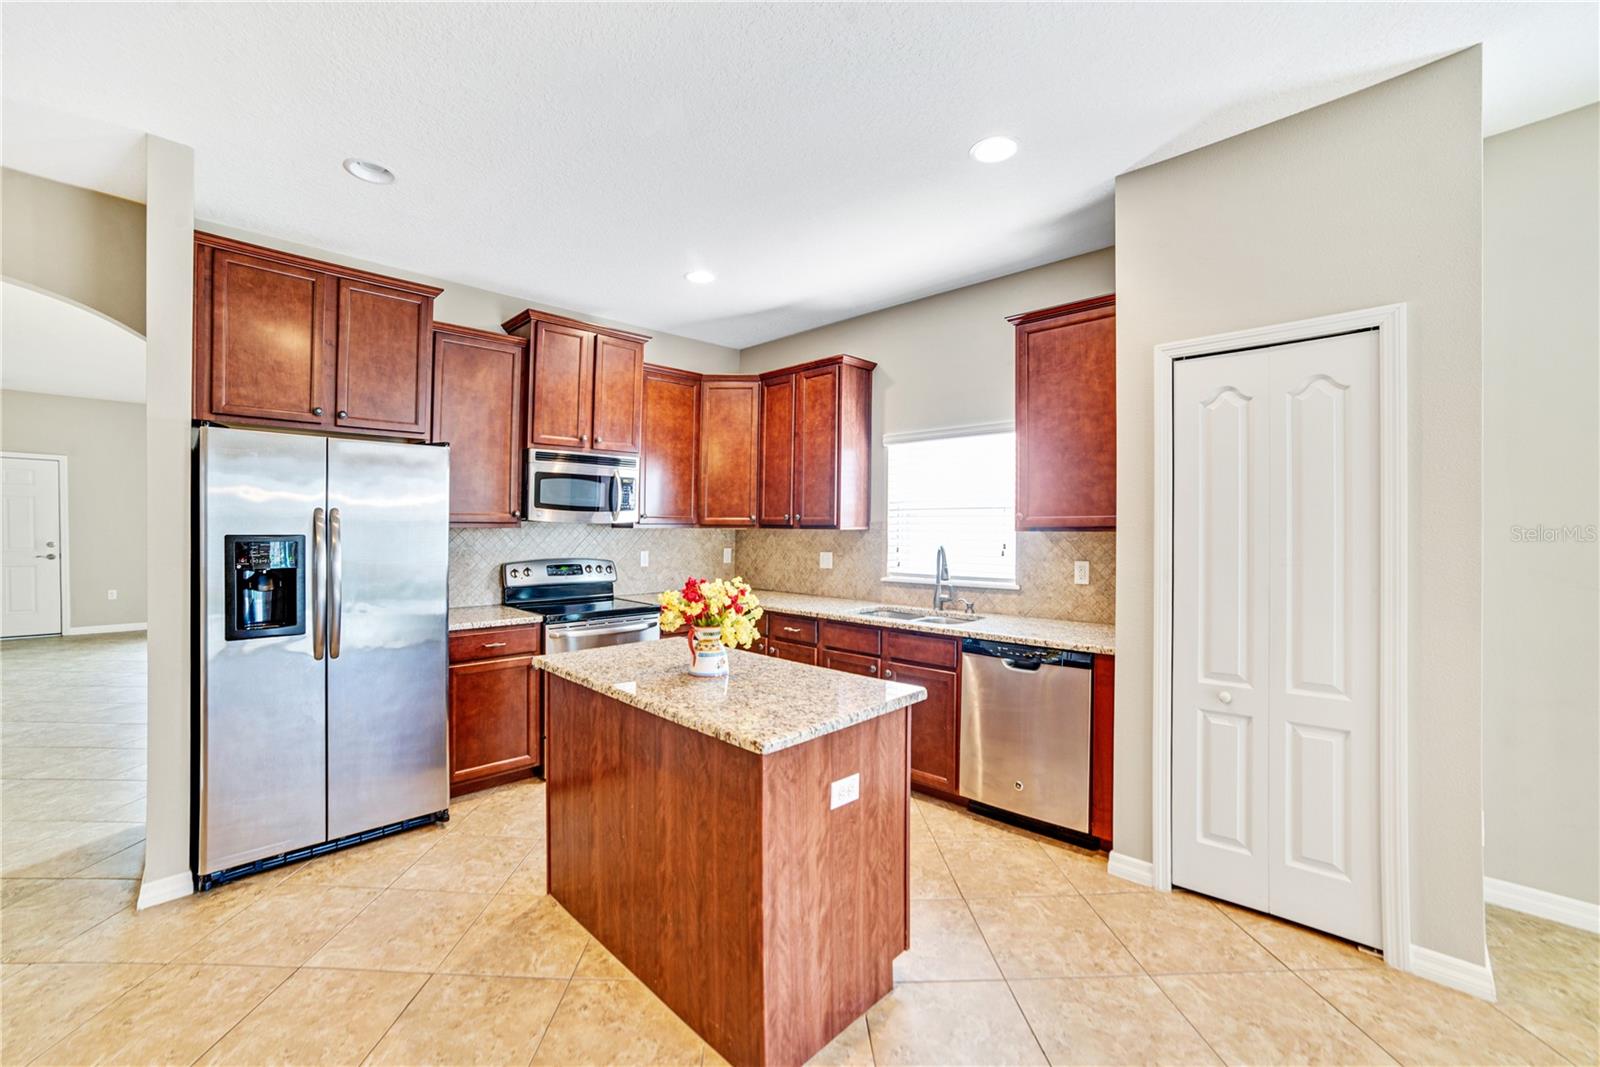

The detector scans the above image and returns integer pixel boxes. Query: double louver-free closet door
[1171,330,1381,948]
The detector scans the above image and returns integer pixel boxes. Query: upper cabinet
[1011,296,1116,529]
[503,310,647,455]
[758,356,874,531]
[430,323,527,526]
[193,232,441,438]
[639,364,701,527]
[697,377,762,526]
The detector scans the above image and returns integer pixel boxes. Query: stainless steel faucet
[933,546,953,611]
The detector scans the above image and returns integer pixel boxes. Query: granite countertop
[744,590,1116,656]
[447,604,544,631]
[534,640,926,755]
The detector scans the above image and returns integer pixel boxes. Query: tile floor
[2,634,1597,1066]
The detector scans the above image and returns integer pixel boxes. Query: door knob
[36,553,56,560]
[1218,691,1233,705]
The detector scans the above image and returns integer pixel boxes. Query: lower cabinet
[447,626,542,795]
[765,637,818,665]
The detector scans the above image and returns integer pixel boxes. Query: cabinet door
[431,329,525,525]
[795,364,841,527]
[1016,302,1116,528]
[639,366,700,526]
[448,655,541,790]
[529,321,595,449]
[822,649,881,678]
[766,637,819,666]
[885,660,959,795]
[697,379,760,526]
[590,335,644,453]
[335,279,433,437]
[207,247,333,426]
[758,373,796,526]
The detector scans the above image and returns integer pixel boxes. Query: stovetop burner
[500,557,657,624]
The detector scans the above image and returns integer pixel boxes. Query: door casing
[1149,304,1410,973]
[1,451,69,637]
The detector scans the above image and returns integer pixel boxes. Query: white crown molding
[1484,877,1600,934]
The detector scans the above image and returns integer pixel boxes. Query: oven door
[526,451,639,524]
[544,616,661,654]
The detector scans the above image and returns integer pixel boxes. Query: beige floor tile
[392,831,536,894]
[574,937,634,979]
[0,778,146,822]
[939,834,1078,898]
[33,962,291,1066]
[364,972,567,1065]
[1487,905,1600,972]
[0,877,138,961]
[307,888,490,972]
[284,827,444,889]
[1087,892,1281,975]
[1157,971,1394,1065]
[47,880,264,963]
[803,1015,874,1067]
[440,892,589,978]
[70,840,147,879]
[500,849,549,896]
[893,898,1001,982]
[1041,841,1151,895]
[530,978,705,1066]
[1011,974,1222,1065]
[866,979,1047,1065]
[183,883,377,967]
[1302,966,1566,1065]
[455,784,546,837]
[197,966,426,1066]
[1211,900,1381,971]
[968,894,1140,979]
[1,820,145,878]
[0,961,159,1064]
[909,832,960,900]
[1492,965,1600,1065]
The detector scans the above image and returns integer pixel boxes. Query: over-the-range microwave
[525,449,639,524]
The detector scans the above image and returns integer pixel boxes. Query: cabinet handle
[868,663,877,674]
[580,434,588,444]
[884,668,894,679]
[337,410,348,419]
[781,626,802,634]
[783,513,789,522]
[482,642,509,649]
[511,510,520,518]
[312,407,324,416]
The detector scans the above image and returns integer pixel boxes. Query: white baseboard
[64,622,147,636]
[1107,850,1155,887]
[136,871,193,910]
[1484,876,1600,934]
[1409,944,1497,1002]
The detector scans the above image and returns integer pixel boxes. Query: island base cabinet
[546,676,909,1067]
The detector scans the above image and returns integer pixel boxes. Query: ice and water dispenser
[222,535,306,640]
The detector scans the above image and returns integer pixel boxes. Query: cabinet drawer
[765,612,818,646]
[821,649,881,678]
[884,630,960,671]
[765,637,819,665]
[819,620,880,655]
[449,625,541,663]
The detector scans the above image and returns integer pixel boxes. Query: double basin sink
[856,606,985,626]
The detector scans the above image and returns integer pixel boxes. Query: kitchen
[2,5,1597,1067]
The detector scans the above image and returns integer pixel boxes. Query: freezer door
[197,426,329,874]
[325,438,450,838]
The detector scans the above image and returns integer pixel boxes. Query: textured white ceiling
[3,3,1595,348]
[2,282,147,403]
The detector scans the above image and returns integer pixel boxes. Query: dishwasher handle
[962,636,1092,668]
[999,658,1042,672]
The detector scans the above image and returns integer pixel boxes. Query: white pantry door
[1172,331,1381,947]
[1,456,65,638]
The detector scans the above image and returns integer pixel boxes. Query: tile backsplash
[731,523,1115,624]
[449,525,735,607]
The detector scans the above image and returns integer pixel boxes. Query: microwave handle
[610,472,621,515]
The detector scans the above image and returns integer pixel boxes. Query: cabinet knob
[884,668,894,679]
[580,434,588,444]
[312,407,324,416]
[783,513,789,522]
[337,410,348,419]
[868,663,877,674]
[511,509,520,518]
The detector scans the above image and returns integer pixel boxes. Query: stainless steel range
[503,558,660,653]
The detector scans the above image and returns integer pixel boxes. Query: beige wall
[2,168,146,333]
[1114,51,1486,963]
[195,222,740,376]
[0,390,147,628]
[1482,104,1600,907]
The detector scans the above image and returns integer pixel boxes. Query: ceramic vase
[687,625,729,678]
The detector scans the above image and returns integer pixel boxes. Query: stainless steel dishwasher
[958,638,1094,832]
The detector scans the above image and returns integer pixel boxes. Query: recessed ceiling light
[342,158,395,185]
[684,269,716,285]
[969,136,1019,164]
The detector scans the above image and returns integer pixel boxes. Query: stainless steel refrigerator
[194,426,450,886]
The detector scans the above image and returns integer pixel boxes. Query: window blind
[886,430,1016,583]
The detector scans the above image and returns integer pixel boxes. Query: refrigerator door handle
[328,506,343,659]
[311,507,327,660]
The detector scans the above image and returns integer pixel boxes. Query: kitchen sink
[912,614,985,625]
[856,607,927,620]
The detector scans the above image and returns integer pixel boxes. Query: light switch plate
[830,773,860,810]
[640,550,650,568]
[106,589,118,601]
[819,551,834,570]
[723,547,734,564]
[1074,561,1090,585]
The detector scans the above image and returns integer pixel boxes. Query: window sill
[880,575,1020,591]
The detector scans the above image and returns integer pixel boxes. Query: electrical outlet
[1074,561,1090,585]
[830,773,860,810]
[639,550,650,568]
[106,589,118,601]
[819,551,833,570]
[723,547,733,564]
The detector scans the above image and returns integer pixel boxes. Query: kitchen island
[534,639,926,1067]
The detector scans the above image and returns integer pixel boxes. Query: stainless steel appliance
[503,558,659,652]
[194,426,450,887]
[958,638,1094,832]
[525,449,639,524]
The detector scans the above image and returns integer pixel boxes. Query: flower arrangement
[658,576,763,649]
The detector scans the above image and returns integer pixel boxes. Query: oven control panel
[503,558,617,587]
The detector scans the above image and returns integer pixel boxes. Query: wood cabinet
[885,659,959,796]
[757,373,796,526]
[639,365,701,526]
[447,625,543,795]
[697,377,761,526]
[504,309,647,454]
[1011,295,1116,529]
[193,232,441,438]
[431,324,527,526]
[755,356,873,530]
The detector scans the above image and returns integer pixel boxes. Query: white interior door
[1,456,64,638]
[1172,331,1381,948]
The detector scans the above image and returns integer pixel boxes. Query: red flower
[682,577,704,603]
